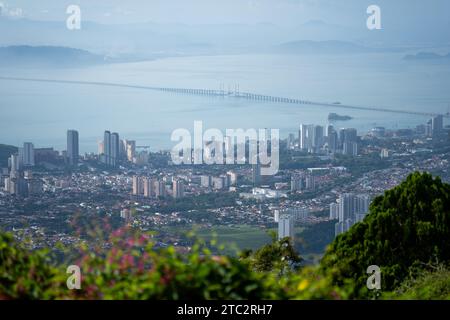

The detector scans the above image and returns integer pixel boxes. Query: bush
[0,228,290,300]
[0,233,61,299]
[387,265,450,300]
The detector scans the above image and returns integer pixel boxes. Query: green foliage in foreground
[320,172,450,297]
[0,233,60,299]
[0,226,351,300]
[0,172,449,300]
[388,265,450,300]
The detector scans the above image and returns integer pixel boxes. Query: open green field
[163,224,305,253]
[197,225,275,252]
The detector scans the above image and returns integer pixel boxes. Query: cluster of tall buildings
[1,130,81,196]
[291,173,315,192]
[427,114,444,137]
[16,141,65,169]
[99,131,120,167]
[299,124,359,156]
[172,179,185,199]
[278,214,295,241]
[414,114,445,137]
[98,131,142,167]
[330,193,371,237]
[132,176,184,199]
[1,142,36,172]
[7,128,153,171]
[3,152,43,197]
[275,207,310,241]
[299,124,324,152]
[201,171,237,190]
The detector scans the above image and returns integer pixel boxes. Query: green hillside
[0,144,17,167]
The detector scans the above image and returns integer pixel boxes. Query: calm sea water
[1,53,449,153]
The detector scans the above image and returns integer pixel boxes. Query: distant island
[403,52,450,61]
[274,40,374,55]
[0,45,106,67]
[328,113,352,121]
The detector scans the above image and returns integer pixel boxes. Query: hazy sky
[1,0,449,28]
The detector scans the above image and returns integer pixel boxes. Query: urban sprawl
[1,114,449,257]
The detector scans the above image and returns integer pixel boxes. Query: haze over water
[1,52,450,153]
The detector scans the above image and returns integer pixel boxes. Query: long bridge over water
[1,76,448,118]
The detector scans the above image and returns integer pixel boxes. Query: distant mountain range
[403,52,450,61]
[0,45,106,67]
[0,41,407,69]
[2,15,447,58]
[275,40,369,54]
[273,40,401,55]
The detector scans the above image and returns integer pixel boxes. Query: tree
[242,232,302,273]
[320,172,450,297]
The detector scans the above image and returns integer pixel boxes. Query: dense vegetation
[332,152,390,176]
[0,172,449,299]
[296,220,335,255]
[156,192,238,213]
[320,172,450,297]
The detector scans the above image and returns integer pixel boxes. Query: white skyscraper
[330,203,340,220]
[143,177,155,198]
[154,180,166,198]
[173,179,185,198]
[274,210,280,223]
[22,142,35,167]
[334,193,371,237]
[227,171,238,186]
[356,194,371,215]
[9,154,21,176]
[102,131,120,167]
[338,193,355,222]
[432,114,444,136]
[284,207,309,221]
[125,140,136,162]
[132,176,141,196]
[278,214,295,240]
[299,124,314,150]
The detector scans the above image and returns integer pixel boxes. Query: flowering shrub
[0,233,61,299]
[0,223,354,300]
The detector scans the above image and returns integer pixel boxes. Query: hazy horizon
[1,0,450,56]
[1,1,449,152]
